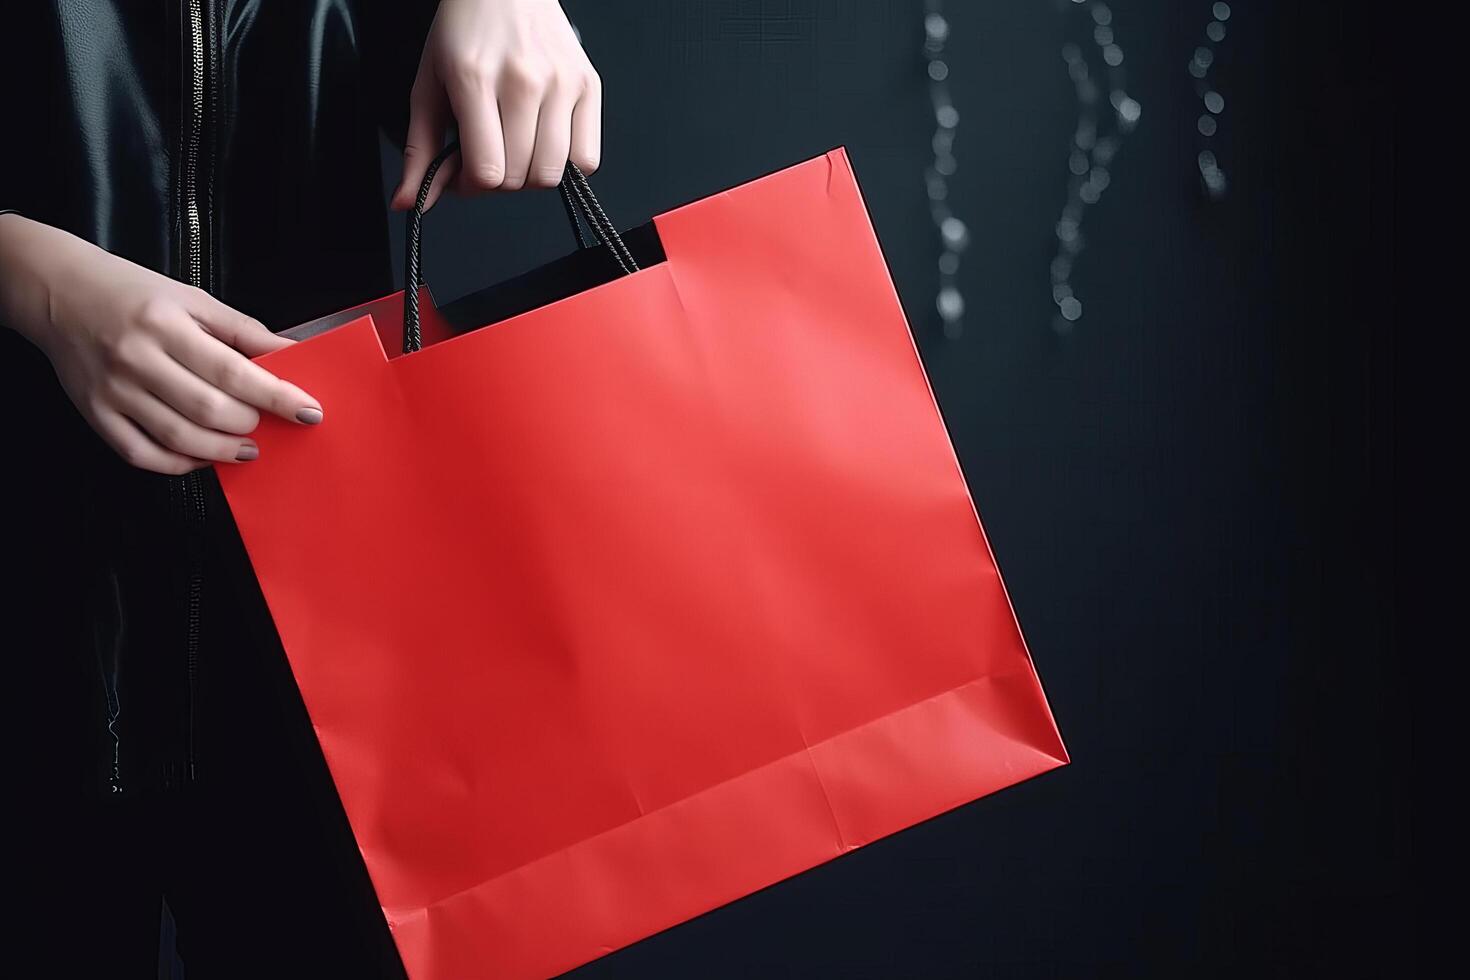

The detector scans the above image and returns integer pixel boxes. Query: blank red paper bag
[216,148,1067,979]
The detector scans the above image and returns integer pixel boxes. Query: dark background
[383,1,1401,977]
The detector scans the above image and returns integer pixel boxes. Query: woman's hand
[392,0,602,212]
[0,214,322,475]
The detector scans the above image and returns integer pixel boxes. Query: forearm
[0,211,93,352]
[0,211,55,348]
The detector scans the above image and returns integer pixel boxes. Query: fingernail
[296,407,323,424]
[236,443,259,461]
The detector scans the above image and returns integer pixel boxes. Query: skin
[0,0,601,476]
[394,0,602,211]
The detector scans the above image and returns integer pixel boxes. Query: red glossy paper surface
[216,149,1067,980]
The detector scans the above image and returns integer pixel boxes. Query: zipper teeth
[183,1,205,286]
[184,478,204,782]
[180,0,210,784]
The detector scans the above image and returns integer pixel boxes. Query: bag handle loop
[404,141,639,353]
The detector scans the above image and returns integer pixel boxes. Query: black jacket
[2,1,434,799]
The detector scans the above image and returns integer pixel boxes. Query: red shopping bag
[216,148,1067,979]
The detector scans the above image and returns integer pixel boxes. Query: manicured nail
[236,443,259,461]
[296,407,323,424]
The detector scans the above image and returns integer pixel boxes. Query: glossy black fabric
[1,1,427,320]
[2,3,433,975]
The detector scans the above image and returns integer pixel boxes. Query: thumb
[393,81,451,211]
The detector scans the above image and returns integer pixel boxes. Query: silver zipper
[182,0,206,286]
[178,0,213,784]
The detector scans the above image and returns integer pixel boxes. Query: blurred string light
[924,1,969,338]
[1192,2,1231,199]
[1049,0,1141,335]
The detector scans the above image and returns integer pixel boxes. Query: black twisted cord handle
[403,144,457,354]
[403,142,638,353]
[563,163,638,274]
[559,182,594,250]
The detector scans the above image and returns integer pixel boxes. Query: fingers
[424,153,462,212]
[569,74,602,174]
[419,26,601,198]
[492,63,543,192]
[146,349,260,436]
[165,316,323,426]
[112,381,259,464]
[448,62,595,194]
[447,67,507,196]
[529,85,577,189]
[188,292,290,357]
[86,294,315,475]
[395,74,455,212]
[90,404,209,476]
